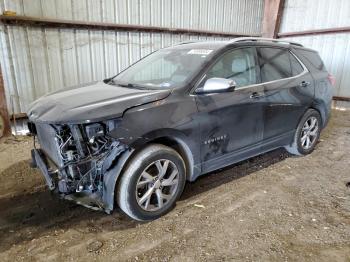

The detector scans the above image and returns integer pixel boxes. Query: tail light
[327,74,336,87]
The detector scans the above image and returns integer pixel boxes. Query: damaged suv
[28,37,333,221]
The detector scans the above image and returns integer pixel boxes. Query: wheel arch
[148,136,195,181]
[102,129,198,213]
[310,100,328,128]
[129,129,196,181]
[294,104,325,133]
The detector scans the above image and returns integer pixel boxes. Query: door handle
[250,92,262,99]
[300,81,310,87]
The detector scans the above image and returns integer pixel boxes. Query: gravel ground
[0,110,349,261]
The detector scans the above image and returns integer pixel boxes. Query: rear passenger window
[290,53,304,76]
[258,48,292,82]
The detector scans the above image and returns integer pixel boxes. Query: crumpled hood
[27,81,171,124]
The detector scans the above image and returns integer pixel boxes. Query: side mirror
[196,78,236,94]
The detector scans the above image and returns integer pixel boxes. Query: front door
[194,47,265,173]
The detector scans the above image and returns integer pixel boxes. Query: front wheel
[116,144,186,221]
[285,109,322,156]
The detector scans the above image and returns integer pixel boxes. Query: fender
[129,128,200,181]
[311,99,330,128]
[102,148,134,213]
[102,128,200,213]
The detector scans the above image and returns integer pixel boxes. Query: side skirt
[194,131,294,180]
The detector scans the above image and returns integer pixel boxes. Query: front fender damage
[62,142,131,213]
[61,147,133,214]
[102,148,134,213]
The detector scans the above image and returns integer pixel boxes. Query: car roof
[168,37,307,51]
[167,41,231,51]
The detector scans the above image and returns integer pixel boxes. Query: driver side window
[206,47,259,88]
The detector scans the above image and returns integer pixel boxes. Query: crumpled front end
[29,120,128,213]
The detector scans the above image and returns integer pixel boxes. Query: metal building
[0,0,264,115]
[0,0,349,136]
[278,0,350,106]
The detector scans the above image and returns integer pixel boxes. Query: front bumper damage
[31,145,131,213]
[30,122,132,214]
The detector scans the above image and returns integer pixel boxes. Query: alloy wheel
[136,159,179,211]
[300,116,319,150]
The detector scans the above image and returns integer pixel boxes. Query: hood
[27,81,171,124]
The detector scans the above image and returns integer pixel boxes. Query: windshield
[111,47,214,89]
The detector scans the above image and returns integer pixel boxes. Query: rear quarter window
[294,49,326,72]
[290,53,304,76]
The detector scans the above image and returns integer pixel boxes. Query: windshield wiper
[116,82,149,90]
[107,78,154,90]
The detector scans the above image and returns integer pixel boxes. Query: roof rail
[175,41,199,46]
[229,37,303,47]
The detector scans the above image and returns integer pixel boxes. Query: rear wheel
[116,144,186,221]
[285,109,321,156]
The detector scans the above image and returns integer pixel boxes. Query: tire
[116,144,186,221]
[285,109,322,156]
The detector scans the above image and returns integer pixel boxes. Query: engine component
[85,123,104,142]
[32,120,127,212]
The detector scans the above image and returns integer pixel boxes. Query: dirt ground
[0,110,349,261]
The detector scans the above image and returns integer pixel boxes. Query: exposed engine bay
[29,120,128,212]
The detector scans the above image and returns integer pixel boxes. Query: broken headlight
[84,119,120,154]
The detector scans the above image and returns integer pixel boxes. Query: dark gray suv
[28,37,333,221]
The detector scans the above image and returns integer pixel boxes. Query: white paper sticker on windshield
[187,49,213,55]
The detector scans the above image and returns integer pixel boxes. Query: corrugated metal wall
[0,0,264,114]
[279,0,350,98]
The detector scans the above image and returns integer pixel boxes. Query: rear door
[257,47,314,146]
[293,48,333,126]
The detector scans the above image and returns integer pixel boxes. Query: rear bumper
[322,100,332,129]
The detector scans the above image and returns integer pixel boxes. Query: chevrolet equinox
[28,37,333,221]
